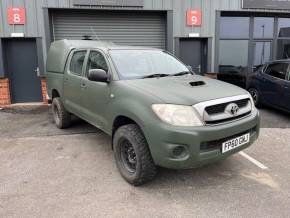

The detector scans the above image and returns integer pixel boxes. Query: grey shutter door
[52,10,166,49]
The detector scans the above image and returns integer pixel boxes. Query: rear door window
[264,63,289,80]
[69,50,87,76]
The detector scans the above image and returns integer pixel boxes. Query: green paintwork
[46,40,260,169]
[123,76,249,105]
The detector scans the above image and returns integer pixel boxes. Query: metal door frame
[174,37,212,74]
[1,37,45,78]
[2,38,43,103]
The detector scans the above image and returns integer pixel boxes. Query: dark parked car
[247,60,290,111]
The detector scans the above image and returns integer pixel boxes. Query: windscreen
[109,50,189,79]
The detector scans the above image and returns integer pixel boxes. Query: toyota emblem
[225,103,239,116]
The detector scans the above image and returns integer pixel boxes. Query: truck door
[80,50,111,130]
[63,50,88,115]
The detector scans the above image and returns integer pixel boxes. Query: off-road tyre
[51,97,71,129]
[113,124,157,186]
[248,88,262,108]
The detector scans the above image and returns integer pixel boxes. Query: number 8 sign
[8,7,26,25]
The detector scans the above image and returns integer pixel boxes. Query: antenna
[90,27,101,41]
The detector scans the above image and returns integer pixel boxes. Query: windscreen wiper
[142,73,170,79]
[171,71,193,77]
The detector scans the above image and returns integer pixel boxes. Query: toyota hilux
[46,40,260,186]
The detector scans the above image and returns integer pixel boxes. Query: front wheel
[113,124,157,186]
[248,88,262,108]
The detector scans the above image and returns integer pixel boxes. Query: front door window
[86,50,108,77]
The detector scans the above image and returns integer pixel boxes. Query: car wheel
[248,88,262,108]
[51,97,71,129]
[113,124,157,186]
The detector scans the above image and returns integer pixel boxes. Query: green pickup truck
[46,40,260,186]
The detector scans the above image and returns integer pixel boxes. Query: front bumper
[144,109,260,169]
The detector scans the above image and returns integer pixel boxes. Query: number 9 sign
[8,7,26,25]
[186,9,202,26]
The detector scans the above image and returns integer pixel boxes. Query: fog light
[172,146,188,158]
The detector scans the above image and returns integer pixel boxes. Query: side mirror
[88,69,109,83]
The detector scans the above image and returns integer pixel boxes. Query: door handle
[193,65,201,74]
[34,67,40,76]
[197,65,201,74]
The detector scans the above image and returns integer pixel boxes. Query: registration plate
[222,133,250,153]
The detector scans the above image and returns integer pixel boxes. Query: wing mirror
[88,69,110,83]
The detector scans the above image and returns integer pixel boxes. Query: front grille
[205,98,249,115]
[200,126,257,151]
[205,111,251,125]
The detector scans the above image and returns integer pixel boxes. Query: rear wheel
[248,88,262,108]
[51,97,71,129]
[113,124,157,186]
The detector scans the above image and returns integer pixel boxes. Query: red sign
[8,7,26,25]
[186,10,202,26]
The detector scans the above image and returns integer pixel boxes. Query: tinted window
[277,39,290,59]
[220,17,250,38]
[265,63,289,80]
[254,42,271,67]
[254,17,274,38]
[86,51,108,76]
[219,40,248,67]
[278,18,290,37]
[69,51,87,76]
[218,40,249,88]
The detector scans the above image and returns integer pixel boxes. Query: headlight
[152,104,204,127]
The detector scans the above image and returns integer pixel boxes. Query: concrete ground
[0,106,290,218]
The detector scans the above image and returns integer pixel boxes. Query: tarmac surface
[0,105,290,217]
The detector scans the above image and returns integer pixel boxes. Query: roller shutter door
[52,10,166,49]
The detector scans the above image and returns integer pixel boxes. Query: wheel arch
[52,89,61,99]
[111,115,144,149]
